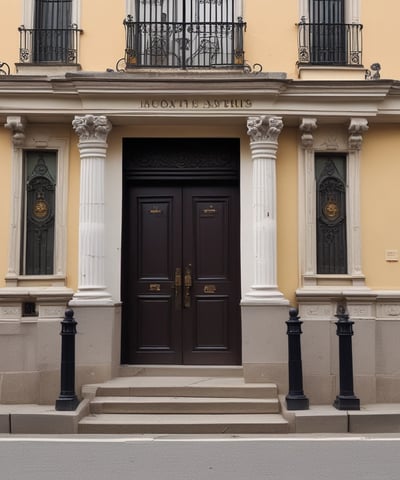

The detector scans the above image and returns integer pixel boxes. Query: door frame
[121,138,241,365]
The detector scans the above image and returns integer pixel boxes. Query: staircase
[78,367,289,434]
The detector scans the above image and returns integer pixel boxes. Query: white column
[348,117,368,283]
[70,115,113,305]
[4,116,26,285]
[245,115,288,304]
[299,117,318,285]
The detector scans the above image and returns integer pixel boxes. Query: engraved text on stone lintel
[140,99,253,109]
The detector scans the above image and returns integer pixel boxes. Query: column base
[69,288,114,307]
[242,286,290,306]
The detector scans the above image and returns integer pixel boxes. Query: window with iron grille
[125,0,245,68]
[21,151,57,275]
[315,154,347,274]
[310,0,345,64]
[297,0,362,66]
[34,0,72,62]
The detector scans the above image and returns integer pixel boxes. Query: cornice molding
[0,77,398,126]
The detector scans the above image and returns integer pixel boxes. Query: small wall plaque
[385,250,399,262]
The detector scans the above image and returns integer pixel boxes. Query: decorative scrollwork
[298,47,310,64]
[365,63,381,80]
[115,57,127,72]
[0,61,10,75]
[243,63,263,74]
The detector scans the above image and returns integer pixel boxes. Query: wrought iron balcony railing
[297,22,363,66]
[123,15,246,69]
[18,24,82,64]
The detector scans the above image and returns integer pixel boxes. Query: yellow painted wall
[66,133,80,291]
[2,1,400,80]
[79,0,126,72]
[361,125,400,289]
[0,131,12,287]
[362,0,400,80]
[277,127,299,305]
[244,0,299,78]
[1,0,20,74]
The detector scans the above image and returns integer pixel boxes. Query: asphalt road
[0,434,399,480]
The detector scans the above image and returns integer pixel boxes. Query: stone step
[119,365,244,378]
[84,377,278,399]
[90,396,280,415]
[78,413,289,434]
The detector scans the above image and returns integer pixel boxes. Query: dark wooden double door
[122,183,241,365]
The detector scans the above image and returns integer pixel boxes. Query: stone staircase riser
[90,401,280,415]
[95,386,278,399]
[79,422,289,435]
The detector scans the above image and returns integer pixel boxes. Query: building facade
[0,0,399,406]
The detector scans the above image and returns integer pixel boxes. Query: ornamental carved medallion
[33,196,50,220]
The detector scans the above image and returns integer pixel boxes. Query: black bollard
[55,309,80,411]
[285,307,309,410]
[333,303,360,410]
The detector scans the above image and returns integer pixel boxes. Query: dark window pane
[34,0,72,62]
[316,154,347,274]
[23,151,57,275]
[309,0,346,64]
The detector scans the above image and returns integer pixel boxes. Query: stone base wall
[297,289,400,405]
[0,288,121,405]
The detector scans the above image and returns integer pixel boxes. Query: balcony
[18,24,82,64]
[297,21,363,66]
[123,15,246,70]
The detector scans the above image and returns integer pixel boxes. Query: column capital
[247,115,283,143]
[72,115,112,143]
[348,118,368,150]
[5,116,26,148]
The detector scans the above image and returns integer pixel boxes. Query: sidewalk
[0,398,399,434]
[279,396,400,434]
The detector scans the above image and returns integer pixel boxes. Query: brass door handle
[175,267,182,310]
[184,264,192,309]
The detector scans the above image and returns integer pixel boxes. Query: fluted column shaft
[71,115,112,305]
[246,115,288,304]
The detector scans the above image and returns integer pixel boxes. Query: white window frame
[5,123,69,286]
[298,118,367,288]
[23,0,80,28]
[126,0,243,18]
[299,0,360,23]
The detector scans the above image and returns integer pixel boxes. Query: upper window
[19,0,81,65]
[309,0,345,64]
[124,0,245,69]
[33,0,72,62]
[297,0,362,66]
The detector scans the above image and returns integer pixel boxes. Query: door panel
[122,184,241,365]
[182,187,240,364]
[123,187,182,364]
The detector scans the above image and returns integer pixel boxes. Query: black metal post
[55,308,80,411]
[285,307,309,410]
[333,303,360,410]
